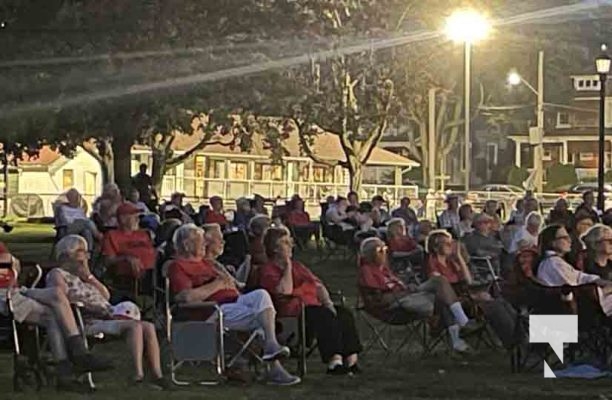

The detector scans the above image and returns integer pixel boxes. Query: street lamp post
[596,45,611,212]
[445,10,490,192]
[508,50,545,194]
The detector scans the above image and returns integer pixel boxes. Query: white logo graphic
[529,315,578,378]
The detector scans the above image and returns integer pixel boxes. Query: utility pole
[428,88,436,191]
[464,42,472,191]
[535,50,545,194]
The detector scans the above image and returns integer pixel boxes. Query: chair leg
[73,306,95,391]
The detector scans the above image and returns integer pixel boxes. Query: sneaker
[326,364,348,376]
[452,339,471,354]
[262,345,291,362]
[267,368,301,386]
[72,353,114,374]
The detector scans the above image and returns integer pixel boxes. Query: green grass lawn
[0,224,611,399]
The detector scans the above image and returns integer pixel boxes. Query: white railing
[161,176,418,208]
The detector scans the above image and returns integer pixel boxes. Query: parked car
[568,183,612,194]
[466,184,524,203]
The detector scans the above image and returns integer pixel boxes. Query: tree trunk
[348,161,363,193]
[99,138,115,186]
[112,136,133,195]
[151,146,167,195]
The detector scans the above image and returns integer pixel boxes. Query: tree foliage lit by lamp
[596,44,611,212]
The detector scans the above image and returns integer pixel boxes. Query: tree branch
[293,118,339,168]
[166,133,233,169]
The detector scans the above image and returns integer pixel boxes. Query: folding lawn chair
[355,285,435,357]
[0,259,50,392]
[161,265,264,385]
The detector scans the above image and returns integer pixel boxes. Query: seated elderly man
[47,235,169,390]
[56,188,103,250]
[126,188,160,232]
[0,242,112,390]
[167,224,300,386]
[202,223,244,286]
[102,202,156,279]
[391,197,418,236]
[358,237,477,353]
[461,213,504,277]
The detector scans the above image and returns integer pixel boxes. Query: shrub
[544,163,578,191]
[507,166,529,187]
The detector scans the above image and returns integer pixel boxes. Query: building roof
[163,128,419,167]
[18,146,62,166]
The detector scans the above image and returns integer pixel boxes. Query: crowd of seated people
[17,176,612,393]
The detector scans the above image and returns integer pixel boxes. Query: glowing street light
[507,71,522,86]
[444,9,490,44]
[444,10,490,191]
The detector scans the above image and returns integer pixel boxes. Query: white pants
[217,289,274,332]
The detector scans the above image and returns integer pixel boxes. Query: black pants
[305,305,362,363]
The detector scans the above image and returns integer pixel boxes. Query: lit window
[62,169,74,190]
[580,152,595,161]
[206,159,225,179]
[229,162,248,180]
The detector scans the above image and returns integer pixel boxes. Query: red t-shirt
[286,211,311,227]
[167,258,239,305]
[426,255,462,284]
[388,236,418,253]
[102,229,156,277]
[258,260,321,316]
[358,262,405,293]
[205,210,228,226]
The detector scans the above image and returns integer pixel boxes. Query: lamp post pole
[598,72,607,212]
[464,41,472,192]
[535,50,545,195]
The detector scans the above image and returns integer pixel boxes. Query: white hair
[202,223,222,240]
[359,237,384,262]
[55,234,88,261]
[525,211,543,228]
[582,223,612,250]
[173,223,204,256]
[248,214,271,236]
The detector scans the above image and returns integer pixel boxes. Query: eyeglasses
[376,245,388,253]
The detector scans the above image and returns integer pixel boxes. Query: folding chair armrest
[329,290,346,306]
[469,256,492,262]
[71,301,86,308]
[174,301,221,310]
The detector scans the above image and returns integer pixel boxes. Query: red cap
[116,202,141,217]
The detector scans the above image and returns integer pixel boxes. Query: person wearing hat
[370,195,389,227]
[161,192,194,223]
[461,213,504,275]
[509,212,542,254]
[102,202,156,279]
[438,194,460,237]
